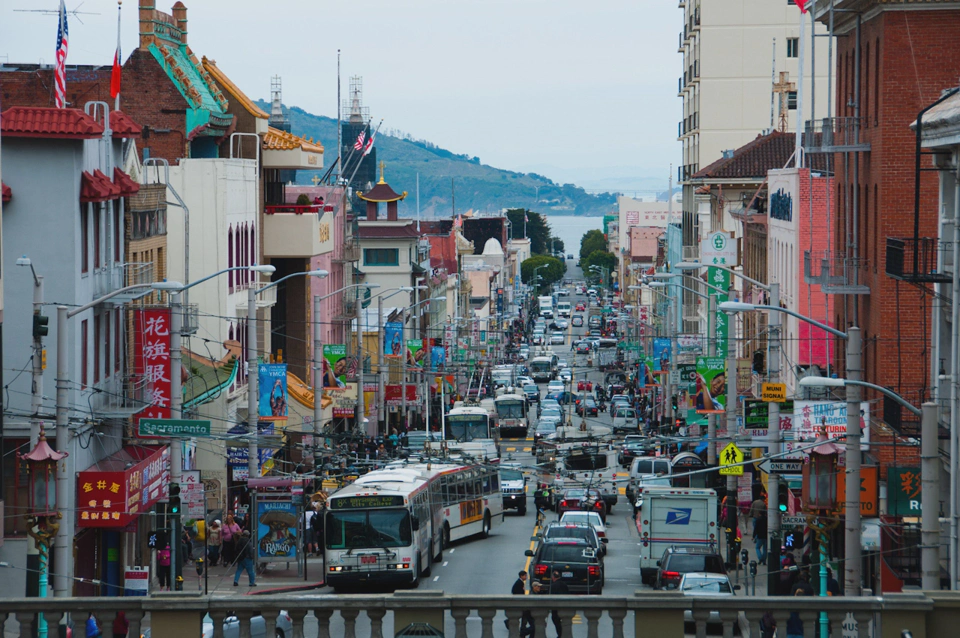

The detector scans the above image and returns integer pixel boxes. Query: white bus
[494,391,529,438]
[446,405,497,442]
[324,463,502,589]
[530,355,558,382]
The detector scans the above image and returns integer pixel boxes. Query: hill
[259,102,618,218]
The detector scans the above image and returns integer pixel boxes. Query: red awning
[1,182,10,203]
[1,106,104,139]
[80,169,122,203]
[114,167,140,197]
[77,445,170,528]
[108,110,142,138]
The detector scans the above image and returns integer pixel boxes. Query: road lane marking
[433,576,439,582]
[506,447,517,452]
[449,548,455,553]
[443,561,448,567]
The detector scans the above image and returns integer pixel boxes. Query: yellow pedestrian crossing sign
[719,442,744,476]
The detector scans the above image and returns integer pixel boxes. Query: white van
[612,407,640,434]
[626,456,672,503]
[556,302,572,317]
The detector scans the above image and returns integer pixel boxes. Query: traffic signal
[671,395,678,411]
[778,482,789,513]
[169,483,181,515]
[33,314,49,339]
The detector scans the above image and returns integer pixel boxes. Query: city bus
[324,462,502,590]
[530,354,558,382]
[446,405,497,442]
[494,391,529,438]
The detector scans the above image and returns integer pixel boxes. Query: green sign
[695,356,726,414]
[744,400,794,429]
[888,467,922,516]
[709,267,731,354]
[138,419,212,438]
[330,495,405,509]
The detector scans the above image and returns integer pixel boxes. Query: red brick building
[813,1,960,408]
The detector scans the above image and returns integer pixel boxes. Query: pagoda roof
[1,106,104,139]
[263,126,324,153]
[358,179,407,203]
[201,57,269,120]
[356,222,421,239]
[113,167,141,198]
[147,41,232,138]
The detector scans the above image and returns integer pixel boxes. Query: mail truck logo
[665,508,692,525]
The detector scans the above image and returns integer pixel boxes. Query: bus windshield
[530,360,552,373]
[496,400,525,419]
[447,415,489,441]
[325,509,412,549]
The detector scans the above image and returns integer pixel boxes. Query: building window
[787,37,799,59]
[363,248,400,266]
[81,319,88,389]
[104,315,111,379]
[81,207,89,273]
[788,91,798,110]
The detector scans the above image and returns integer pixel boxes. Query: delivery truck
[635,487,718,584]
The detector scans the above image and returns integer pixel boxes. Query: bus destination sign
[330,495,405,509]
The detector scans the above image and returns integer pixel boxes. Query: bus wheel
[481,512,491,538]
[422,552,432,578]
[410,559,421,588]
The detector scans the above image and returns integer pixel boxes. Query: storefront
[75,445,170,596]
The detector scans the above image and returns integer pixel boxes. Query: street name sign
[781,515,807,527]
[760,382,788,402]
[139,418,212,438]
[718,442,744,476]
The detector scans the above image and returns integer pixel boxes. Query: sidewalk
[175,554,327,596]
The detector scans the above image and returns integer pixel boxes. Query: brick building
[811,1,960,408]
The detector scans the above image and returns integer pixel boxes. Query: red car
[575,303,586,311]
[557,488,607,521]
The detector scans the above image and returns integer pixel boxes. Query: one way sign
[759,459,804,474]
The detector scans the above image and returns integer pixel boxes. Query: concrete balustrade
[1,591,957,638]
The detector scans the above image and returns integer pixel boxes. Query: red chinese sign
[78,445,170,527]
[134,308,172,424]
[385,384,419,406]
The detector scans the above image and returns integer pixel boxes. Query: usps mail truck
[635,487,718,584]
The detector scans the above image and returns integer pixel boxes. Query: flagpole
[336,49,342,181]
[114,1,122,111]
[795,3,806,168]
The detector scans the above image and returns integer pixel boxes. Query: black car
[522,384,540,405]
[525,539,604,594]
[577,396,599,417]
[655,546,726,591]
[541,521,606,558]
[618,441,647,466]
[575,342,592,354]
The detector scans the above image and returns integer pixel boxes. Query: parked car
[557,488,607,521]
[678,572,744,635]
[655,546,726,591]
[525,540,604,595]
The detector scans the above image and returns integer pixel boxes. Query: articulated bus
[494,391,529,438]
[324,463,502,590]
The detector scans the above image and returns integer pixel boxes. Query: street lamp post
[722,300,862,595]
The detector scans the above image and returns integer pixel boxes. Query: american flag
[54,0,69,108]
[353,129,366,151]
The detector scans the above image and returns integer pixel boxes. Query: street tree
[521,255,565,290]
[580,229,606,261]
[582,250,618,285]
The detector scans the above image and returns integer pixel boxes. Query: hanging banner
[406,339,425,367]
[430,346,446,371]
[328,381,358,418]
[652,338,671,371]
[322,344,348,387]
[695,356,726,414]
[793,400,871,451]
[384,321,404,358]
[134,308,172,423]
[256,500,298,561]
[709,268,731,355]
[385,384,419,406]
[637,356,659,388]
[78,446,170,528]
[258,363,288,420]
[677,334,704,354]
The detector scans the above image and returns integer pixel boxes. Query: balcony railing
[93,373,149,417]
[0,590,943,637]
[803,117,871,153]
[804,250,871,294]
[93,262,155,298]
[265,204,322,215]
[885,237,952,283]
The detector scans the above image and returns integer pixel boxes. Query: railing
[885,237,952,283]
[335,241,361,263]
[0,591,944,638]
[803,250,871,294]
[93,262,155,298]
[94,373,148,416]
[180,303,200,335]
[803,117,871,153]
[265,204,322,215]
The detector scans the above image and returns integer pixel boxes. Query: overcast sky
[1,0,679,191]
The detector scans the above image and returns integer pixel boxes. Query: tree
[521,255,566,291]
[580,229,607,261]
[505,208,554,255]
[550,237,566,254]
[581,250,618,286]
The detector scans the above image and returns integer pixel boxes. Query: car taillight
[560,500,568,507]
[663,571,680,581]
[588,565,601,577]
[594,501,603,509]
[534,564,548,576]
[596,531,605,538]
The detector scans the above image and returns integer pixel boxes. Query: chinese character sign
[134,308,172,423]
[888,467,922,516]
[256,500,298,561]
[793,400,871,451]
[709,268,731,355]
[384,321,404,358]
[258,363,288,420]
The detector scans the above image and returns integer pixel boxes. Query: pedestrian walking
[85,613,102,638]
[786,576,812,638]
[221,514,242,567]
[753,513,768,563]
[156,543,171,591]
[506,570,534,635]
[304,508,316,555]
[233,530,256,587]
[207,520,222,567]
[548,570,569,637]
[311,503,325,556]
[112,611,129,638]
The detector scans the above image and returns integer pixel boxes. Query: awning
[80,169,122,203]
[113,167,140,197]
[78,445,170,528]
[695,440,709,454]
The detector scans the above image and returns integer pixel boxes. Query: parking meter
[195,556,204,576]
[740,549,749,567]
[749,560,758,576]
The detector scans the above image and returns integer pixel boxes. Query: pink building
[766,167,835,391]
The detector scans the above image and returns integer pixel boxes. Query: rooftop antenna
[269,75,288,131]
[15,1,99,25]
